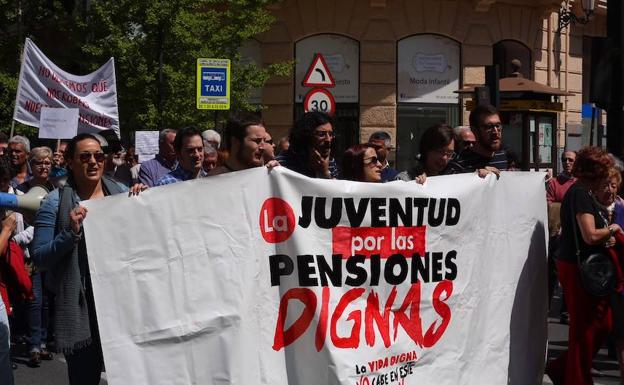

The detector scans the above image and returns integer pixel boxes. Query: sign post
[196,58,231,110]
[302,53,336,115]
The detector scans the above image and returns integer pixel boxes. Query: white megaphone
[0,186,48,212]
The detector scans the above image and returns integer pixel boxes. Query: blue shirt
[275,150,340,179]
[155,166,208,186]
[138,154,177,187]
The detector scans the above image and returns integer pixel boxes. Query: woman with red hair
[546,147,622,385]
[342,144,383,182]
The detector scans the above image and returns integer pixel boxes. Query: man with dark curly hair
[275,112,339,179]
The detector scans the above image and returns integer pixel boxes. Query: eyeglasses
[434,149,455,158]
[314,130,335,139]
[32,160,52,168]
[78,152,106,163]
[562,157,575,163]
[481,123,502,132]
[462,140,476,147]
[363,156,381,167]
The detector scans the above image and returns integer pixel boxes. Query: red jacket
[0,240,33,315]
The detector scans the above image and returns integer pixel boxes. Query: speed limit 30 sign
[303,88,336,115]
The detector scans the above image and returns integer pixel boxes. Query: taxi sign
[197,58,230,110]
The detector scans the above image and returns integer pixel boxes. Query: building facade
[255,0,607,170]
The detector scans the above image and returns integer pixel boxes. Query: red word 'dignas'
[260,198,295,243]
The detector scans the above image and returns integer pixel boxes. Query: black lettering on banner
[298,196,313,228]
[370,198,386,227]
[384,253,409,285]
[315,197,342,229]
[317,254,343,286]
[389,197,412,227]
[413,198,428,226]
[269,254,294,286]
[297,254,318,286]
[428,198,446,227]
[344,198,369,228]
[445,250,458,280]
[446,198,461,226]
[370,254,381,286]
[431,252,444,282]
[411,253,430,283]
[345,255,367,286]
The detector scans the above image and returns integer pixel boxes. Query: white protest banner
[38,107,79,139]
[83,169,548,385]
[135,131,159,156]
[13,38,120,136]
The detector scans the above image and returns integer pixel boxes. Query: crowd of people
[0,104,621,385]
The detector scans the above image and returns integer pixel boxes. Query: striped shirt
[448,149,508,174]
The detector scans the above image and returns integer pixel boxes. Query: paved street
[10,293,622,385]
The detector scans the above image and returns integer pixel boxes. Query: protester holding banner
[395,123,456,184]
[138,128,177,187]
[209,114,270,175]
[155,126,206,185]
[275,111,339,179]
[8,135,32,188]
[448,104,506,176]
[31,133,129,385]
[545,146,622,385]
[342,144,383,182]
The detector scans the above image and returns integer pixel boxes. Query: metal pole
[590,105,596,146]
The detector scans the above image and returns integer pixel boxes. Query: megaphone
[0,186,49,212]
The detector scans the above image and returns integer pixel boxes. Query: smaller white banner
[38,107,79,139]
[135,131,159,156]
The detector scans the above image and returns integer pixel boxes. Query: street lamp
[558,0,595,32]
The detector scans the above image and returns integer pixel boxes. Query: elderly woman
[17,146,54,194]
[342,144,383,183]
[32,134,137,385]
[546,147,622,385]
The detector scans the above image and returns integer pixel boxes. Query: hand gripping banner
[83,168,548,385]
[13,38,120,136]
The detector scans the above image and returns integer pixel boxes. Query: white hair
[202,130,221,147]
[8,135,30,152]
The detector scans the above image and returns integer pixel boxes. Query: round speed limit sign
[303,88,336,115]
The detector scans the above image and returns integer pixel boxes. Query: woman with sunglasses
[395,123,455,184]
[31,134,142,385]
[342,144,383,182]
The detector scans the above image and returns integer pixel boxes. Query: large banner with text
[13,38,119,136]
[83,168,548,385]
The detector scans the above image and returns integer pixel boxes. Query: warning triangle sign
[302,53,335,88]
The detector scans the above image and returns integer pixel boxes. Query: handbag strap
[570,199,582,267]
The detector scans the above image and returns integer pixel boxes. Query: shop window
[396,34,460,170]
[238,39,262,105]
[493,40,532,79]
[294,34,360,156]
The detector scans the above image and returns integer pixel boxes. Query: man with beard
[138,128,177,187]
[209,114,271,175]
[275,111,339,179]
[448,104,507,176]
[8,135,31,188]
[156,126,206,185]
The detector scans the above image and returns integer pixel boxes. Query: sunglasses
[363,156,381,167]
[462,140,476,147]
[79,152,106,163]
